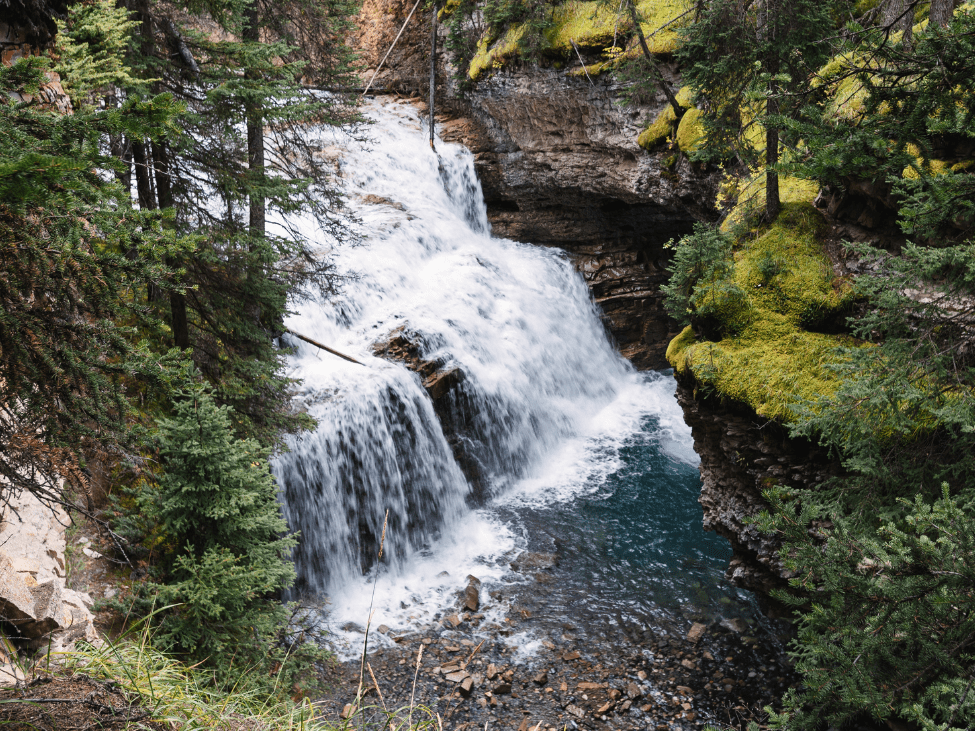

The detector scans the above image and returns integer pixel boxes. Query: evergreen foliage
[660,223,737,328]
[667,3,975,728]
[760,485,975,731]
[0,55,188,513]
[130,387,324,692]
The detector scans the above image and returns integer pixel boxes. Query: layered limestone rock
[0,490,99,686]
[675,381,838,613]
[373,328,487,500]
[0,19,72,114]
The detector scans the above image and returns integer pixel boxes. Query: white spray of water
[272,102,695,657]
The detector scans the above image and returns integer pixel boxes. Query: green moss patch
[469,25,529,80]
[675,106,704,152]
[638,86,693,149]
[468,0,691,80]
[668,192,855,422]
[545,0,622,51]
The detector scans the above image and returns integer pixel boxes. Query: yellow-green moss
[675,107,705,152]
[720,172,820,233]
[667,187,855,422]
[438,0,461,20]
[567,61,609,78]
[469,0,691,80]
[469,25,528,80]
[545,0,621,51]
[638,87,694,150]
[633,0,691,54]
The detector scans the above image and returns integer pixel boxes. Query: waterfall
[272,100,645,615]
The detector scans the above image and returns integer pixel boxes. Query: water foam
[272,101,699,658]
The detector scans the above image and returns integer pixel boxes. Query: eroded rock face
[373,328,488,500]
[675,381,838,613]
[0,490,99,684]
[438,70,717,368]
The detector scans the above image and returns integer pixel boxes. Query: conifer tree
[137,386,318,688]
[676,0,833,219]
[0,51,187,514]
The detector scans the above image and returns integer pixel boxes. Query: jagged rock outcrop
[354,0,719,368]
[0,489,99,685]
[1,14,72,114]
[373,328,487,500]
[675,381,839,613]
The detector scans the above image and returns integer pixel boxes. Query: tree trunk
[429,3,437,151]
[152,140,190,350]
[882,0,913,47]
[244,2,265,241]
[758,0,781,220]
[929,0,955,28]
[627,0,684,119]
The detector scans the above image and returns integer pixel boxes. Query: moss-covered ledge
[666,179,855,423]
[467,0,690,81]
[664,180,852,606]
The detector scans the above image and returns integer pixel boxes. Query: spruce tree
[0,53,186,514]
[138,387,314,688]
[675,0,833,219]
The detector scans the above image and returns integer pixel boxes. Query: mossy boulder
[675,107,705,152]
[638,86,694,150]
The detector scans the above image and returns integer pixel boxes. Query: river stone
[463,575,480,611]
[493,681,512,695]
[626,682,643,699]
[686,622,707,643]
[720,617,748,633]
[510,552,557,572]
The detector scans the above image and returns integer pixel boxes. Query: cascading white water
[272,101,688,648]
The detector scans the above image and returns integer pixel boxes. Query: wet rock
[486,663,499,679]
[533,671,548,686]
[626,682,643,700]
[562,651,581,661]
[493,681,512,695]
[463,575,481,612]
[686,622,707,643]
[720,617,748,634]
[510,552,557,572]
[445,614,463,628]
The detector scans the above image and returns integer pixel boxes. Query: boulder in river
[510,552,557,572]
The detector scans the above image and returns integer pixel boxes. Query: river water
[272,101,756,661]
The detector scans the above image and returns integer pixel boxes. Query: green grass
[58,625,442,731]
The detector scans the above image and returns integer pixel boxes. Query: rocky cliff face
[675,380,839,613]
[354,0,718,368]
